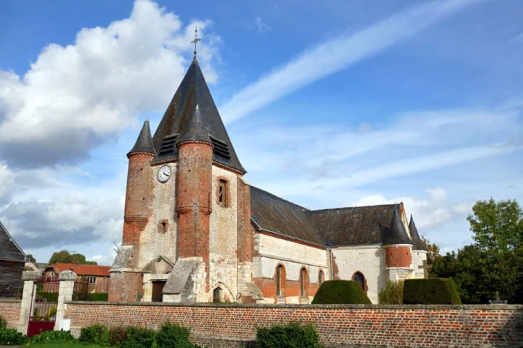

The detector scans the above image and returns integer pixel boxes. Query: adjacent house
[0,220,27,298]
[44,263,111,293]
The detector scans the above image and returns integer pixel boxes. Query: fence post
[54,270,77,331]
[17,271,42,334]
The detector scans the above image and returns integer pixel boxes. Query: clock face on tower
[158,165,171,183]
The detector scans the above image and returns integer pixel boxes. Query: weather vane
[191,27,201,59]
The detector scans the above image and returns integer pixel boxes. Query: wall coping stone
[0,300,21,304]
[65,301,523,311]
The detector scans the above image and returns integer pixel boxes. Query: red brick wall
[0,300,21,329]
[64,302,523,347]
[385,246,411,268]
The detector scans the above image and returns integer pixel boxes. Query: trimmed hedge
[257,322,320,348]
[403,278,462,304]
[312,280,371,304]
[88,292,109,301]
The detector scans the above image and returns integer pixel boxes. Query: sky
[0,0,522,265]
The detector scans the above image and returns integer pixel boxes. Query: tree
[467,198,523,251]
[432,198,523,304]
[26,254,36,263]
[48,250,97,265]
[421,237,441,278]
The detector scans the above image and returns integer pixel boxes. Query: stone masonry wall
[0,300,21,329]
[64,302,523,348]
[331,246,387,304]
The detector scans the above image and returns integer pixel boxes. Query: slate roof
[47,264,111,277]
[152,58,245,173]
[250,186,417,248]
[0,221,26,262]
[250,186,322,245]
[409,216,428,251]
[128,119,155,156]
[308,204,405,247]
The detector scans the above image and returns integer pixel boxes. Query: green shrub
[0,328,27,345]
[379,280,404,304]
[88,292,109,301]
[108,326,128,346]
[36,291,59,302]
[403,278,462,305]
[257,322,320,348]
[0,316,7,330]
[79,324,110,346]
[312,280,371,304]
[156,320,192,348]
[25,329,76,345]
[120,327,156,348]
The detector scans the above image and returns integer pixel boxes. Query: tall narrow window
[218,180,227,207]
[318,270,324,285]
[300,268,308,297]
[276,265,284,296]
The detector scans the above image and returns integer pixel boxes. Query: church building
[108,51,427,305]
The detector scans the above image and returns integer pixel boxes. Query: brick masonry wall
[385,246,412,268]
[0,300,21,329]
[64,302,523,348]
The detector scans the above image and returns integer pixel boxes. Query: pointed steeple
[409,216,428,251]
[382,208,412,245]
[128,119,155,156]
[152,59,246,173]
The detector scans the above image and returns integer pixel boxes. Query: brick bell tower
[109,120,155,302]
[110,48,249,303]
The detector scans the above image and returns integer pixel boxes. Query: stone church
[108,54,427,305]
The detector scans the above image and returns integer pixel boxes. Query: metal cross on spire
[191,27,201,60]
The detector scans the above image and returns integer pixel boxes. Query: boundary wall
[0,300,21,329]
[64,302,523,347]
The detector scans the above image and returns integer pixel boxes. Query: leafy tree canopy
[467,198,523,251]
[26,254,36,263]
[432,198,523,304]
[48,250,97,265]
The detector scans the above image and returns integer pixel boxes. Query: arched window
[213,287,222,303]
[276,265,285,297]
[300,268,308,297]
[353,272,365,291]
[318,270,324,285]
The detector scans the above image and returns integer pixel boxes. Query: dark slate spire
[382,208,413,245]
[409,216,428,251]
[177,104,211,144]
[152,59,246,173]
[128,119,155,156]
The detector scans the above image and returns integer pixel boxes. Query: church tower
[109,52,252,303]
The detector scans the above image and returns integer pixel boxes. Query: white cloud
[0,162,15,199]
[0,0,219,168]
[221,0,487,123]
[355,188,470,230]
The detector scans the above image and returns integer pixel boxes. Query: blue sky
[0,0,522,265]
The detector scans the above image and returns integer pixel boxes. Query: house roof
[128,119,155,156]
[152,58,245,173]
[0,220,26,262]
[250,186,417,248]
[46,263,111,277]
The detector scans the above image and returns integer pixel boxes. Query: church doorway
[353,272,366,292]
[151,281,166,302]
[213,287,222,303]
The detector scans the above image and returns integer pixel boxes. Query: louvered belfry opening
[158,134,177,156]
[210,136,231,159]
